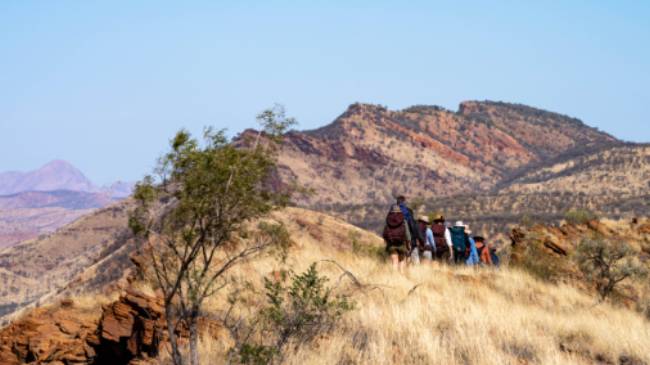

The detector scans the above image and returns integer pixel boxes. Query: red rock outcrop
[0,289,165,365]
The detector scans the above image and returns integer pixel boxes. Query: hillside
[0,190,121,248]
[313,142,650,240]
[254,101,618,207]
[1,207,649,365]
[0,201,132,321]
[0,161,134,248]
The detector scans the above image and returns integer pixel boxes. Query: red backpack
[431,224,448,252]
[383,211,407,244]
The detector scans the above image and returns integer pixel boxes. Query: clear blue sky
[1,1,648,184]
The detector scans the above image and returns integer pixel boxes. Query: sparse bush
[564,209,598,225]
[575,239,648,301]
[234,263,353,364]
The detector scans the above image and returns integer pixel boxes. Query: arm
[483,244,493,265]
[426,228,435,252]
[445,228,454,259]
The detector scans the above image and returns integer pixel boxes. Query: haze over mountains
[0,160,133,247]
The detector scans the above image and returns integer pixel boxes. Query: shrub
[564,209,598,225]
[234,263,353,364]
[575,239,648,301]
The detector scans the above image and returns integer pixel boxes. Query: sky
[1,1,649,184]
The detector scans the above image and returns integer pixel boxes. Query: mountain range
[0,161,134,248]
[1,100,649,364]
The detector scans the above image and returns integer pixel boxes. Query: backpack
[417,221,429,250]
[431,224,448,252]
[449,226,469,253]
[490,249,500,267]
[383,211,407,245]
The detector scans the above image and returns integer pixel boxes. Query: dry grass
[158,212,650,365]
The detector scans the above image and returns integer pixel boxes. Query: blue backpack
[449,227,468,253]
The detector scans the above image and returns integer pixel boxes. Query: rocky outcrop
[0,289,165,365]
[92,289,165,365]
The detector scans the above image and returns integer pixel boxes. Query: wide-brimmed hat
[454,221,466,228]
[419,215,430,223]
[432,213,445,222]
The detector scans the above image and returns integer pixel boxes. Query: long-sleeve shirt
[425,227,436,252]
[465,236,480,266]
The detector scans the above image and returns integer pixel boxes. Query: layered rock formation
[0,289,165,365]
[251,101,618,207]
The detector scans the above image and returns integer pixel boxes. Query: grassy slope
[2,207,648,364]
[186,208,650,365]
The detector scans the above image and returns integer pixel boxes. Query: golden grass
[182,233,650,365]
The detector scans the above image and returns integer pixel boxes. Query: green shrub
[235,263,353,364]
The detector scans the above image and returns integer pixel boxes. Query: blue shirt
[465,236,480,266]
[426,227,436,252]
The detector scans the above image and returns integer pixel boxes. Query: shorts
[386,241,408,258]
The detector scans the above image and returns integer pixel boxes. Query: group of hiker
[383,196,500,271]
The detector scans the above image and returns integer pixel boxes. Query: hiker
[464,226,480,266]
[473,236,493,266]
[449,221,479,265]
[431,214,454,262]
[382,204,411,272]
[396,196,422,264]
[417,215,435,262]
[474,236,501,267]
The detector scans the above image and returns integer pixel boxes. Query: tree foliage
[129,106,295,365]
[575,238,648,301]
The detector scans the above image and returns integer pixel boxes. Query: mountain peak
[0,160,96,195]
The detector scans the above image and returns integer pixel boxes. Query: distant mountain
[0,160,95,195]
[0,161,134,247]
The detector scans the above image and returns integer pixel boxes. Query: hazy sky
[1,1,648,184]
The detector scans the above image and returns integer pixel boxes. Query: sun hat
[419,215,430,223]
[390,204,402,213]
[432,213,445,222]
[454,220,466,227]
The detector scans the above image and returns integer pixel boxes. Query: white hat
[454,221,466,227]
[419,215,430,223]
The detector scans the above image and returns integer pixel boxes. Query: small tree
[575,238,648,301]
[129,106,296,365]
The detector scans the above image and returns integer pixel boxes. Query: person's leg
[390,253,400,271]
[454,250,464,265]
[398,254,406,273]
[422,250,433,262]
[410,247,420,265]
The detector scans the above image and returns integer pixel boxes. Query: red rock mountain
[247,101,618,207]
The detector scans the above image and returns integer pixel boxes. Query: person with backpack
[383,204,411,272]
[396,195,422,264]
[431,214,454,263]
[450,221,479,265]
[417,215,435,262]
[474,236,501,267]
[473,236,493,266]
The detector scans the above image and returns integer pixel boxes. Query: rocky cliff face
[258,101,618,207]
